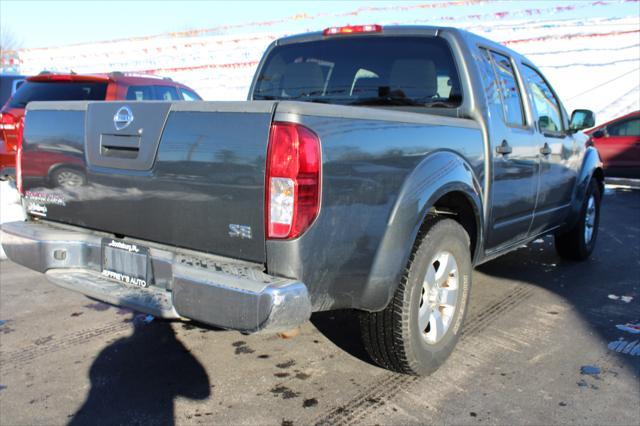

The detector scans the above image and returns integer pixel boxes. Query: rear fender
[359,150,483,311]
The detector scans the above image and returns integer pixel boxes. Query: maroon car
[0,72,202,184]
[586,111,640,179]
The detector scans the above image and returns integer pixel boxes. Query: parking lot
[0,185,638,425]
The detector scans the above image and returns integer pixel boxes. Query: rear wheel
[359,218,471,376]
[554,179,601,261]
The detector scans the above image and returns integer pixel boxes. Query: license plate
[101,239,150,288]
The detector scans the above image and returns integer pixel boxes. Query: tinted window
[126,85,180,101]
[608,118,640,137]
[521,65,564,134]
[0,76,25,106]
[179,88,201,101]
[155,86,179,101]
[488,51,525,126]
[126,85,154,100]
[476,49,507,122]
[0,79,13,106]
[8,81,108,108]
[254,36,462,108]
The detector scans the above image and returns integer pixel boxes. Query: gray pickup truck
[1,25,602,376]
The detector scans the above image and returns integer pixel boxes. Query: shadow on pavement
[69,315,210,426]
[476,187,639,376]
[309,188,640,376]
[310,310,373,365]
[65,189,637,424]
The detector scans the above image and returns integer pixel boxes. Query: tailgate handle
[100,134,140,159]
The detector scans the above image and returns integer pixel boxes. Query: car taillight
[266,122,321,239]
[0,113,23,150]
[323,24,382,36]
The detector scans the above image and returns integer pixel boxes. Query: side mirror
[569,109,595,132]
[592,129,605,139]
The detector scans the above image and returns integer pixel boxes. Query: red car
[0,72,202,182]
[586,111,640,179]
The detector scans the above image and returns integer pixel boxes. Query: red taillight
[1,113,17,142]
[2,113,24,193]
[266,122,321,239]
[323,24,382,36]
[0,113,23,149]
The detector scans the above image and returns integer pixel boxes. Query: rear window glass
[0,76,24,106]
[126,85,180,101]
[8,81,108,108]
[253,36,462,108]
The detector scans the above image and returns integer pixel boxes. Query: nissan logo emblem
[113,106,134,130]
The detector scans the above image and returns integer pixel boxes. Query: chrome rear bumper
[1,220,311,332]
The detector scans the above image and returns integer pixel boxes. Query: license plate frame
[101,238,151,288]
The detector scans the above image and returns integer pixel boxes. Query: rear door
[476,47,539,251]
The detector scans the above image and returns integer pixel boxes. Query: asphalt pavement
[0,186,638,425]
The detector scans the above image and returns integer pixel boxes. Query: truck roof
[27,72,192,88]
[274,25,530,66]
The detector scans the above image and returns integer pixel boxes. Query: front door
[520,64,580,233]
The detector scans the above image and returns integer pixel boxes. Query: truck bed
[22,100,483,286]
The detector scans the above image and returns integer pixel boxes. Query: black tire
[554,179,601,261]
[359,218,472,376]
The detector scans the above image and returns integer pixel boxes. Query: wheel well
[593,167,604,195]
[428,192,478,259]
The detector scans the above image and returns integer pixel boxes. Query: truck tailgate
[21,101,276,263]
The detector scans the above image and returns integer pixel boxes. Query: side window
[488,51,525,126]
[126,85,154,100]
[179,88,201,101]
[608,118,640,137]
[476,48,525,127]
[154,86,179,101]
[521,65,564,134]
[476,48,504,118]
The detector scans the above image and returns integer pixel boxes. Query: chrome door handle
[496,140,512,155]
[540,143,552,156]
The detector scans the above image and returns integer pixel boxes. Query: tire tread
[360,217,465,375]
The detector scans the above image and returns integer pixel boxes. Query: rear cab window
[253,36,462,109]
[8,80,108,108]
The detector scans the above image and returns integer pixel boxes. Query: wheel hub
[584,195,596,243]
[418,250,459,344]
